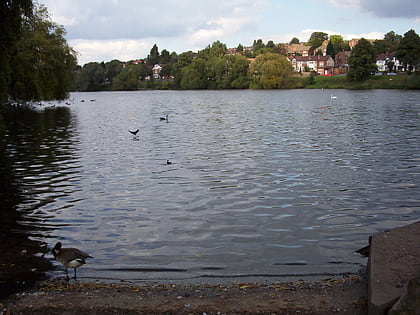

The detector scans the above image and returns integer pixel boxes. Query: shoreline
[1,274,368,314]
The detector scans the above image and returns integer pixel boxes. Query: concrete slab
[368,220,420,315]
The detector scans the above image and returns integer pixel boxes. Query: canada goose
[129,129,139,136]
[52,242,92,280]
[160,115,168,121]
[166,159,172,165]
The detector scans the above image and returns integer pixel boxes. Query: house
[288,55,335,75]
[376,52,403,72]
[287,43,313,56]
[349,38,376,50]
[334,51,351,74]
[314,40,328,56]
[152,64,163,79]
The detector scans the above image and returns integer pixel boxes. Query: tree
[290,37,300,44]
[74,62,104,91]
[112,64,149,90]
[147,44,160,65]
[9,4,77,100]
[308,32,328,49]
[199,41,227,58]
[373,31,402,54]
[249,53,295,89]
[327,35,346,57]
[347,38,377,81]
[396,29,420,73]
[0,0,32,103]
[160,49,171,64]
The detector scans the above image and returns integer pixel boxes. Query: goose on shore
[52,242,93,280]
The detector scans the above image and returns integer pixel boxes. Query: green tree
[373,31,402,55]
[326,41,335,57]
[327,35,345,57]
[147,44,160,65]
[198,41,227,59]
[172,51,194,88]
[180,58,207,89]
[290,37,300,44]
[249,53,295,89]
[396,29,420,73]
[112,63,149,90]
[0,0,33,103]
[74,62,104,91]
[308,32,328,49]
[160,49,171,64]
[9,4,77,100]
[104,60,123,85]
[347,38,377,82]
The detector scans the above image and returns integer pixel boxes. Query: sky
[37,0,419,66]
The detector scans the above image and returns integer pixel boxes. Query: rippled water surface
[1,89,419,283]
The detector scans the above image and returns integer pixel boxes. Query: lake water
[1,89,419,285]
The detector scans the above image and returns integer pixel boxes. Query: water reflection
[0,104,79,296]
[1,90,419,285]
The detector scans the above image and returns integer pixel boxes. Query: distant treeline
[73,30,420,91]
[1,1,419,105]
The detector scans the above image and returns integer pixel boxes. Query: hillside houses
[288,55,335,75]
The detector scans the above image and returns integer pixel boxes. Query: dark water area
[0,90,419,291]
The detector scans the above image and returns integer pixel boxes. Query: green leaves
[347,38,377,82]
[396,29,420,73]
[8,4,77,101]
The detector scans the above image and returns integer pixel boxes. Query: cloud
[329,0,420,19]
[42,0,268,41]
[70,39,151,64]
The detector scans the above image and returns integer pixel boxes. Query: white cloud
[329,0,360,8]
[40,0,268,40]
[70,39,151,64]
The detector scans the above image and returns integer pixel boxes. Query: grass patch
[303,74,420,89]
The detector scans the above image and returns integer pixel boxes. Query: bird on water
[166,159,172,165]
[129,129,139,136]
[160,114,168,121]
[52,242,93,280]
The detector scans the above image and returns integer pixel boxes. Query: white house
[152,64,163,79]
[376,52,403,72]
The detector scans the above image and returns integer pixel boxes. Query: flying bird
[129,129,139,136]
[52,242,93,280]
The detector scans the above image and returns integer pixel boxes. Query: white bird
[331,94,337,99]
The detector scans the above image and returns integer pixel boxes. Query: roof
[288,55,333,62]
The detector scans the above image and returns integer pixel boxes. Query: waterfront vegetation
[1,1,419,105]
[304,74,420,90]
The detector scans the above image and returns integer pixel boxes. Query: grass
[304,74,420,90]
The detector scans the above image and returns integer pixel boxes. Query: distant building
[314,40,328,56]
[287,43,313,57]
[376,52,404,72]
[288,55,335,76]
[349,38,376,49]
[152,64,163,79]
[334,51,351,74]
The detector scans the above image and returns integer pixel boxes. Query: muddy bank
[1,275,367,314]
